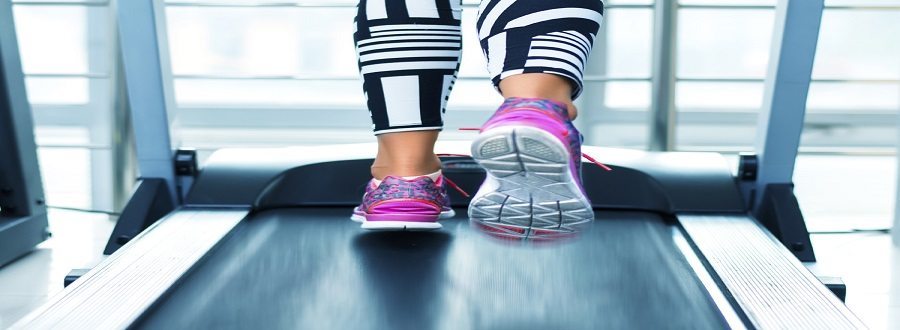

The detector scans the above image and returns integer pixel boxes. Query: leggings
[354,0,604,135]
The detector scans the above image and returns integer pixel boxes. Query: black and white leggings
[354,0,604,134]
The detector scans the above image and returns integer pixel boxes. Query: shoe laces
[581,153,613,171]
[436,153,471,198]
[443,175,470,198]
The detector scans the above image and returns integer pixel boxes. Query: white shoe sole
[360,221,443,231]
[350,209,455,223]
[468,126,594,238]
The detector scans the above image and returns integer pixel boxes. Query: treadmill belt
[136,208,725,329]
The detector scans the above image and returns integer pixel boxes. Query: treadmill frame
[106,0,826,261]
[742,0,824,262]
[13,0,865,328]
[103,0,180,254]
[0,0,50,268]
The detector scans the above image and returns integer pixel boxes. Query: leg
[354,0,462,179]
[352,0,463,230]
[371,131,441,179]
[468,0,604,240]
[499,73,578,119]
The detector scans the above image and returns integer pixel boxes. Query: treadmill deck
[136,208,725,329]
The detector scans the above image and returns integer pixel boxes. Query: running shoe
[468,97,594,240]
[351,175,452,230]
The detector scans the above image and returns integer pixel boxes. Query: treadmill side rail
[679,214,865,329]
[11,208,248,329]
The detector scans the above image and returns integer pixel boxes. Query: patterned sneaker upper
[360,176,445,218]
[480,97,585,185]
[434,176,454,213]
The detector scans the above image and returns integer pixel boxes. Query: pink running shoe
[351,175,453,231]
[469,97,594,240]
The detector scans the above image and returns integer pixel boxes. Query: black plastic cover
[185,143,746,214]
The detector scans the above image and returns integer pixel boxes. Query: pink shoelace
[442,175,470,198]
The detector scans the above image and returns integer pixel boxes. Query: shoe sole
[468,126,594,239]
[350,209,455,223]
[360,221,442,231]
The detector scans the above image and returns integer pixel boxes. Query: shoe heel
[469,126,594,239]
[471,126,570,178]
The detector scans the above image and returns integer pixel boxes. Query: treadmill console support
[739,154,815,262]
[747,0,823,262]
[755,183,816,261]
[0,0,50,267]
[103,178,174,255]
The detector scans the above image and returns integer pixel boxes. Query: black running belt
[135,208,725,329]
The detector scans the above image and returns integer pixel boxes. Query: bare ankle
[499,73,578,120]
[371,157,441,180]
[371,130,441,179]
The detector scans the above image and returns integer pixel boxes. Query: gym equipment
[0,0,50,268]
[13,0,865,328]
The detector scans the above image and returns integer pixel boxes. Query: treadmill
[13,0,865,328]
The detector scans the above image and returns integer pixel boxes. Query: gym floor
[0,154,898,328]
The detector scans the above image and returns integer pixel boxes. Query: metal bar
[574,1,611,145]
[0,0,50,267]
[87,4,115,212]
[679,4,900,10]
[111,31,136,213]
[677,77,900,84]
[14,1,893,10]
[169,73,899,84]
[37,144,111,149]
[823,6,900,10]
[751,0,824,210]
[169,73,652,82]
[152,0,181,149]
[679,4,774,10]
[895,70,900,246]
[648,0,678,151]
[114,0,178,205]
[11,0,108,6]
[162,1,651,9]
[24,72,110,79]
[0,0,47,217]
[168,105,900,127]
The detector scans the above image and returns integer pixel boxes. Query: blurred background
[8,0,900,231]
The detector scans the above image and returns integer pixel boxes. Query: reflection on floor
[0,210,114,328]
[0,154,898,328]
[808,233,900,329]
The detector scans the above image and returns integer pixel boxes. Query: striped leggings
[354,0,604,135]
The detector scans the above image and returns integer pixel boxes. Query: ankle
[371,156,442,180]
[502,97,578,120]
[499,74,578,120]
